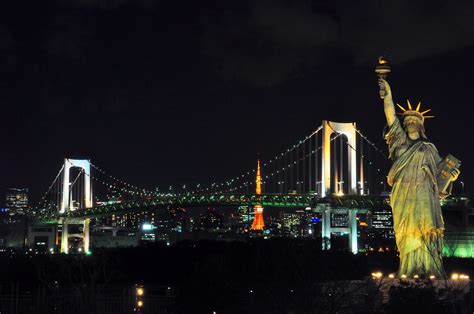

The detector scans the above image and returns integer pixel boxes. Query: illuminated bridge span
[33,120,391,254]
[37,193,390,222]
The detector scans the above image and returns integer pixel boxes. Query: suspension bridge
[32,120,391,254]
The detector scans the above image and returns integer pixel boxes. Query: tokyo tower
[251,159,264,230]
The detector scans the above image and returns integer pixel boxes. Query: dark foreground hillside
[0,239,473,313]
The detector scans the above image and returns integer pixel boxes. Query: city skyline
[1,3,473,310]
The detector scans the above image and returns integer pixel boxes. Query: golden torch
[375,56,391,79]
[375,56,391,99]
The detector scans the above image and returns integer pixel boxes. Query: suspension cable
[224,132,344,194]
[340,133,344,193]
[193,126,324,194]
[39,165,65,205]
[315,131,319,194]
[355,128,387,158]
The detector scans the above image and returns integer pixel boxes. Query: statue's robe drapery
[385,118,445,277]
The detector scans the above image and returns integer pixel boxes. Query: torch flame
[378,56,388,64]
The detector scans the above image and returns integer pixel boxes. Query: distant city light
[142,223,154,231]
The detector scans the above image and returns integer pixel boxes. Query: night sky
[1,0,473,203]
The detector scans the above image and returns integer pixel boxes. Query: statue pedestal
[372,278,471,305]
[298,279,471,312]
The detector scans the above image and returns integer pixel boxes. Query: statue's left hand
[450,168,460,182]
[439,190,450,200]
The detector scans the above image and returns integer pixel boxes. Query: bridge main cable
[192,126,324,194]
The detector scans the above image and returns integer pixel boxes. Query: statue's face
[403,116,423,138]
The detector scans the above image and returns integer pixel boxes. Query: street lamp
[135,285,144,312]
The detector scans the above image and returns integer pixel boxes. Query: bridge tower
[59,158,92,254]
[321,121,358,197]
[251,159,265,230]
[320,121,358,254]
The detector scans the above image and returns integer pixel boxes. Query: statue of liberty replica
[376,57,460,279]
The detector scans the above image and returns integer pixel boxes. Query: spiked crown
[397,100,434,124]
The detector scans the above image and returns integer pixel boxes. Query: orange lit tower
[251,159,265,230]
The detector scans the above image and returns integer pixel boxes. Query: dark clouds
[0,25,16,69]
[252,1,338,46]
[4,0,474,87]
[55,0,158,10]
[42,14,95,61]
[202,1,340,87]
[340,1,474,64]
[0,26,13,50]
[0,0,473,201]
[203,0,474,86]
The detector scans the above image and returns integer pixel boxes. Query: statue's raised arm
[378,78,396,127]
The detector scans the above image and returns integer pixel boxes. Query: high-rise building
[198,208,224,232]
[280,210,307,237]
[5,188,28,215]
[168,208,191,232]
[237,206,253,230]
[363,208,396,252]
[370,208,394,235]
[107,210,155,229]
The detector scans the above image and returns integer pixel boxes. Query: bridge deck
[35,194,390,223]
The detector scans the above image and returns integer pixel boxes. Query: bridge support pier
[321,205,331,250]
[60,219,69,254]
[83,218,90,254]
[59,218,90,254]
[320,206,358,254]
[349,211,358,254]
